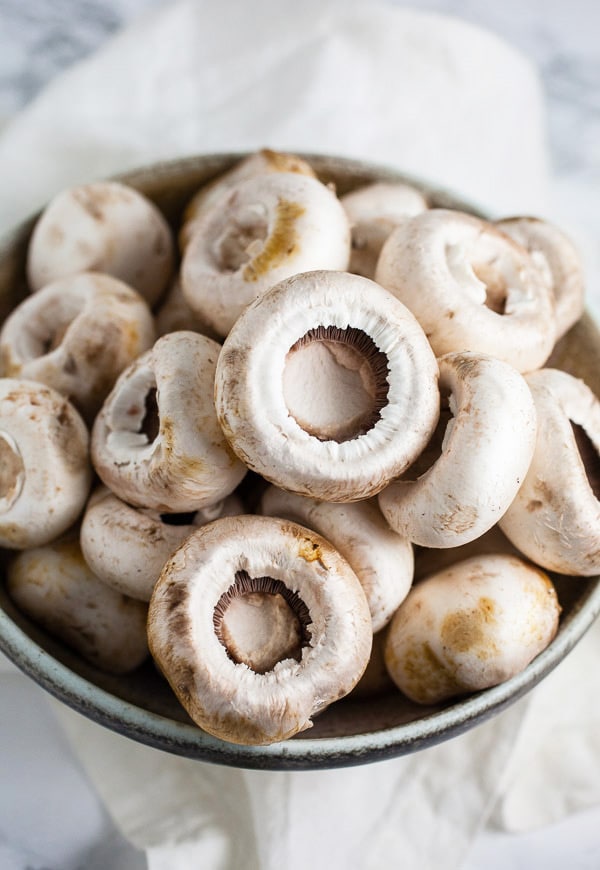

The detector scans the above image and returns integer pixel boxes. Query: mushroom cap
[7,535,149,674]
[384,554,560,705]
[92,331,247,512]
[0,272,156,422]
[214,269,440,502]
[499,368,600,575]
[260,485,414,631]
[0,379,91,549]
[181,173,351,336]
[378,352,538,547]
[26,181,174,306]
[375,209,555,372]
[147,514,372,745]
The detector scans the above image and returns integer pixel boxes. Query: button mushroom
[147,515,372,745]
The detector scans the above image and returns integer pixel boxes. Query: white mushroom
[260,485,414,631]
[181,173,351,337]
[384,554,561,705]
[147,515,372,745]
[27,181,174,306]
[0,379,91,549]
[378,352,537,547]
[92,331,247,512]
[7,535,149,674]
[215,270,440,502]
[0,272,156,422]
[499,368,600,575]
[497,216,584,340]
[375,209,555,372]
[341,181,428,278]
[80,485,243,601]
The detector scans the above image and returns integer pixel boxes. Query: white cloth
[0,1,598,867]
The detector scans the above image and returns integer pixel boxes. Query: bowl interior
[1,152,599,770]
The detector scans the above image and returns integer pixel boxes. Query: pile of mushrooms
[2,150,598,747]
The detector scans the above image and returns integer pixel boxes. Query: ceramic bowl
[1,153,599,770]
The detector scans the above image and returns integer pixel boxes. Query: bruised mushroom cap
[0,272,156,422]
[0,379,91,549]
[181,173,351,337]
[80,485,243,601]
[179,149,317,250]
[148,515,372,745]
[27,181,174,306]
[7,535,149,674]
[499,368,600,575]
[215,270,440,502]
[384,554,560,705]
[91,331,247,512]
[260,485,414,631]
[341,182,428,278]
[378,352,537,547]
[497,216,584,340]
[375,209,555,372]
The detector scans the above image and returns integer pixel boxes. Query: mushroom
[384,554,561,705]
[181,173,351,337]
[179,148,317,251]
[214,270,440,502]
[0,379,91,549]
[27,180,174,306]
[80,485,243,601]
[0,272,156,422]
[260,485,414,631]
[499,368,600,575]
[375,209,556,372]
[92,331,247,512]
[378,352,537,547]
[148,515,372,745]
[497,216,584,340]
[154,275,218,340]
[7,535,149,674]
[341,181,428,278]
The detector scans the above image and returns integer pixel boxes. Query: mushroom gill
[0,431,25,510]
[571,421,600,500]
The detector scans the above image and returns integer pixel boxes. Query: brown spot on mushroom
[243,199,305,281]
[527,499,543,512]
[395,640,460,703]
[0,433,24,510]
[440,597,498,658]
[437,501,478,534]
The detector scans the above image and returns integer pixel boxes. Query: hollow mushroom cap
[378,352,537,548]
[0,379,91,549]
[179,148,317,250]
[0,272,156,422]
[80,485,243,601]
[375,209,555,372]
[497,216,585,340]
[148,515,372,745]
[181,173,351,337]
[499,368,600,575]
[26,180,174,306]
[384,554,561,705]
[215,269,440,502]
[7,536,149,674]
[260,485,414,631]
[92,331,247,512]
[341,181,428,279]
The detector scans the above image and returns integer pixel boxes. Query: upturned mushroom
[148,515,372,745]
[92,331,247,512]
[384,554,560,705]
[181,173,351,336]
[499,368,600,575]
[378,352,537,547]
[260,485,414,631]
[0,272,156,421]
[80,485,243,601]
[0,379,91,549]
[375,209,556,372]
[27,180,174,306]
[7,535,149,674]
[214,270,440,502]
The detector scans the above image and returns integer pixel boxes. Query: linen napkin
[0,1,598,867]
